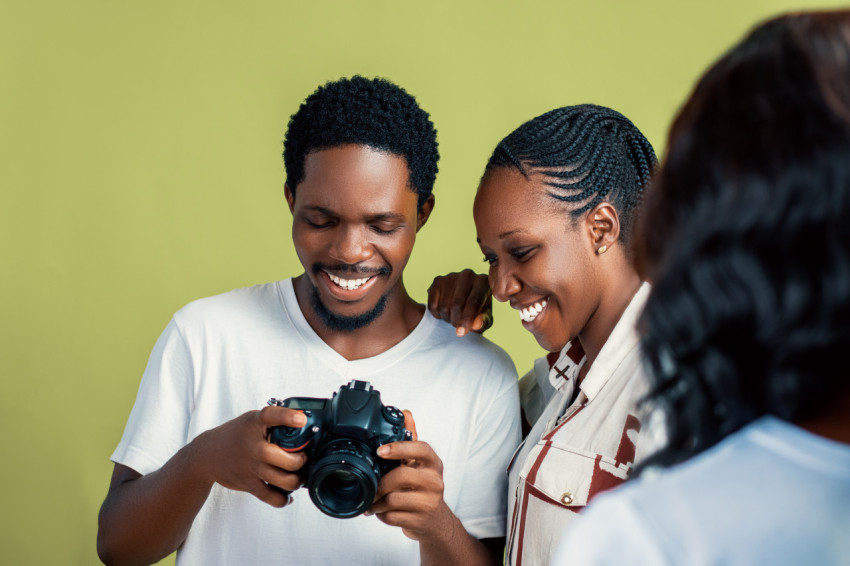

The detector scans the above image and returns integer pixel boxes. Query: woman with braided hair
[427,103,658,565]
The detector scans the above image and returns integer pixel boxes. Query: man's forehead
[296,145,417,210]
[302,144,410,179]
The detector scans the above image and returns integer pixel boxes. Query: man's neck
[292,273,425,361]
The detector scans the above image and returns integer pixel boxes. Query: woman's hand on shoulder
[427,269,493,336]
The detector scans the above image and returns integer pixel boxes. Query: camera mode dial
[382,405,405,426]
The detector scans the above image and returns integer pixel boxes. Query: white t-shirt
[553,416,850,565]
[111,279,522,566]
[506,284,653,565]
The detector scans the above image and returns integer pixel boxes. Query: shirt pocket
[521,443,633,511]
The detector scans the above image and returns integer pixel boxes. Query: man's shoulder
[419,314,518,376]
[173,280,287,327]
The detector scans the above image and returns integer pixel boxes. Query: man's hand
[367,411,502,565]
[368,411,454,540]
[194,405,311,506]
[97,406,310,566]
[427,269,493,337]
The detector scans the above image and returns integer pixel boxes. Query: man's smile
[326,272,374,291]
[317,268,386,302]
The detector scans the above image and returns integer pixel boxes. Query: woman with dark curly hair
[553,10,850,565]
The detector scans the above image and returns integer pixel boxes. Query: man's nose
[329,225,373,265]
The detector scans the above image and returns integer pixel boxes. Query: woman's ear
[586,202,621,253]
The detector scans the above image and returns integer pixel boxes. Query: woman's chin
[530,330,567,354]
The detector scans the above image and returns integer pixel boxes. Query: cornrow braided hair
[484,104,657,246]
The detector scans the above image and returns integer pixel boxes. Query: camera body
[268,380,411,518]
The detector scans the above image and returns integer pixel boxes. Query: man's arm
[96,407,308,566]
[367,412,503,566]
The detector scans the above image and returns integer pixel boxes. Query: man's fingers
[372,509,422,540]
[249,477,293,508]
[262,442,309,472]
[369,492,441,541]
[258,462,304,493]
[374,464,443,501]
[377,439,429,463]
[402,410,417,441]
[258,405,308,428]
[378,442,442,472]
[370,489,422,516]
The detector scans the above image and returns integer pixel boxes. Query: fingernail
[377,445,389,457]
[363,510,373,517]
[456,327,467,337]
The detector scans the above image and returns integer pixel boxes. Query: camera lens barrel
[308,439,380,518]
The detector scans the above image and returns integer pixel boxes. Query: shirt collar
[546,282,650,401]
[580,282,650,401]
[547,339,585,390]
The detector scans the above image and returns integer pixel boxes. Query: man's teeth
[328,273,371,290]
[519,300,548,322]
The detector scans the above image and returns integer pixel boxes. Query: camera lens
[308,440,379,518]
[321,470,364,503]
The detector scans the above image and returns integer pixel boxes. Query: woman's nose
[490,264,521,302]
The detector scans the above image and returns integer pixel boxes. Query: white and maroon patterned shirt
[506,283,653,566]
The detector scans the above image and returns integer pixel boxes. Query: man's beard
[309,279,390,333]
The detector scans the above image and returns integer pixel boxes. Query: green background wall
[1,1,843,564]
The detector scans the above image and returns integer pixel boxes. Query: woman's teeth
[519,300,548,322]
[328,273,371,290]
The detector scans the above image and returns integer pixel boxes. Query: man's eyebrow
[304,205,335,215]
[303,207,406,223]
[368,212,406,222]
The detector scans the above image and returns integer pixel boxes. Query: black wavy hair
[282,76,439,210]
[483,104,657,250]
[637,10,850,469]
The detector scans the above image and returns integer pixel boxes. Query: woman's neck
[577,276,643,384]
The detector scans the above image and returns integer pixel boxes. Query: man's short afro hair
[283,76,439,210]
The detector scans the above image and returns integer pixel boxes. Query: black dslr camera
[267,380,411,518]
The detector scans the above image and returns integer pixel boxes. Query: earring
[596,245,608,255]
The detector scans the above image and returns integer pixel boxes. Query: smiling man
[97,76,521,566]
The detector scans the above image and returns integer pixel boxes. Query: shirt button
[560,492,573,505]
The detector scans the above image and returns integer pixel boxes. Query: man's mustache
[312,263,391,276]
